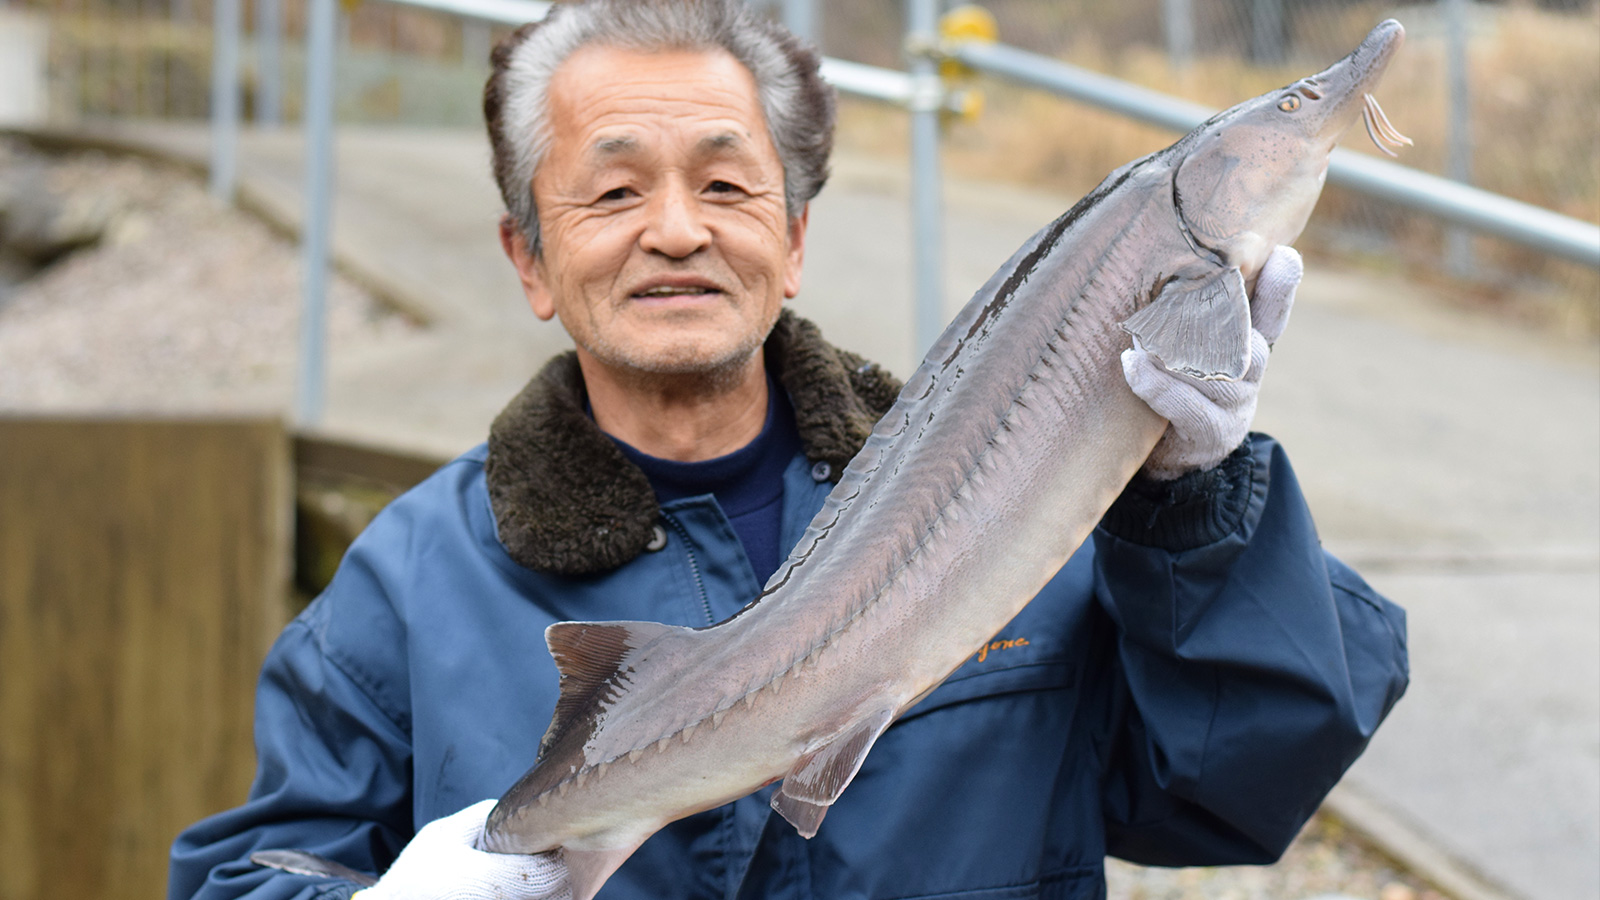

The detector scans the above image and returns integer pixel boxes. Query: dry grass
[836,3,1600,336]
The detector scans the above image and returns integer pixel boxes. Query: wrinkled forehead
[540,44,779,172]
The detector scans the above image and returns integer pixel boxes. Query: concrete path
[53,122,1600,900]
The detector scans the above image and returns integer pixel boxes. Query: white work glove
[354,800,572,900]
[1123,245,1301,481]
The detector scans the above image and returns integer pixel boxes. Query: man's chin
[585,335,764,383]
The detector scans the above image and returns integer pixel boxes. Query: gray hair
[483,0,836,254]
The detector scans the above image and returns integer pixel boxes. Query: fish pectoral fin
[1121,267,1252,381]
[540,619,704,760]
[249,850,378,887]
[562,841,644,900]
[772,707,897,839]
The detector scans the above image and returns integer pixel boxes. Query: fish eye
[1278,95,1301,112]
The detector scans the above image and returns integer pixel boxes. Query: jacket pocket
[896,659,1075,723]
[895,590,1089,724]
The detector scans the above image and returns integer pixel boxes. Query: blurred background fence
[825,0,1599,330]
[3,0,1596,331]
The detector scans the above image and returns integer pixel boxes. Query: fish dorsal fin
[539,619,698,760]
[1121,267,1252,381]
[771,707,897,838]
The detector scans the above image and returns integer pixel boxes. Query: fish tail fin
[248,849,378,887]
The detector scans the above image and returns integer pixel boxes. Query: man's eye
[598,187,632,202]
[706,180,741,194]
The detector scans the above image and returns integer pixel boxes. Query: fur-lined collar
[485,310,903,576]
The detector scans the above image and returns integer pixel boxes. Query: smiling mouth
[631,285,724,299]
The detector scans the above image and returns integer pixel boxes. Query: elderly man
[169,1,1408,899]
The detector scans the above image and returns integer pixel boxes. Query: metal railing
[949,40,1600,271]
[198,0,1600,424]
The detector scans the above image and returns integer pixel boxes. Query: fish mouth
[1361,92,1413,157]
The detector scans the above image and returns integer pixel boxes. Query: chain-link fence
[5,0,506,124]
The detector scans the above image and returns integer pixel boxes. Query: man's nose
[639,180,712,258]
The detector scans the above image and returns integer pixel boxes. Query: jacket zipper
[663,514,715,626]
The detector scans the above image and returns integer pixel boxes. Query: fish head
[1171,19,1406,281]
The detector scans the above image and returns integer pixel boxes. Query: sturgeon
[475,20,1412,899]
[251,19,1412,900]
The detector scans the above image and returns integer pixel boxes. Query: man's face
[505,45,806,378]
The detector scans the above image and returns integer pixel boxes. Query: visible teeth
[629,748,645,763]
[636,286,715,297]
[712,709,727,728]
[680,723,698,743]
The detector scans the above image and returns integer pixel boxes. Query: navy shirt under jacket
[610,378,802,588]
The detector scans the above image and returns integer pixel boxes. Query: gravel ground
[1107,815,1442,900]
[0,138,417,413]
[0,140,1449,900]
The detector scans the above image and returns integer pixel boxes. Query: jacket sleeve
[168,542,416,900]
[1089,433,1408,865]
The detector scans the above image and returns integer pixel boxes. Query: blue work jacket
[170,437,1406,900]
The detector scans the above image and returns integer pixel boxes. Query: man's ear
[782,204,809,300]
[499,215,556,321]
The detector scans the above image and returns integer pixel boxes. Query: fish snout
[1332,19,1406,89]
[1302,19,1406,143]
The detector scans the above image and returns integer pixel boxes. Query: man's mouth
[632,285,723,298]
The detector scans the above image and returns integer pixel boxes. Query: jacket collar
[485,310,903,576]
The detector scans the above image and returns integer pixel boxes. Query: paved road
[76,122,1600,900]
